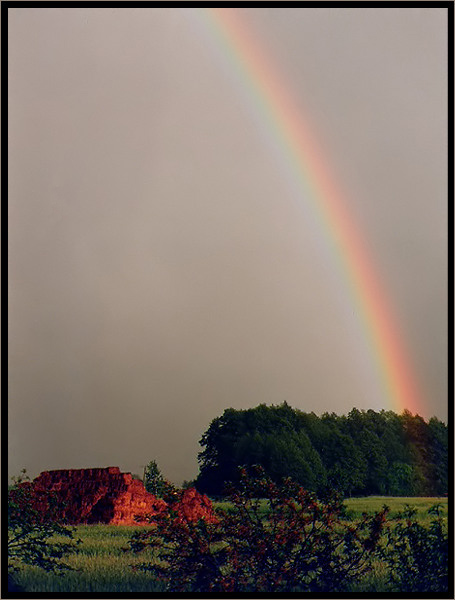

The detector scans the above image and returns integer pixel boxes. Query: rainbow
[196,8,425,417]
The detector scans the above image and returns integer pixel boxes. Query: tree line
[195,403,447,497]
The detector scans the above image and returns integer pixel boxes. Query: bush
[8,471,80,575]
[381,504,448,592]
[128,465,388,592]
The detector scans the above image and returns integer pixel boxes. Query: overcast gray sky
[8,7,447,484]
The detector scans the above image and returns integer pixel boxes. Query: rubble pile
[13,467,216,525]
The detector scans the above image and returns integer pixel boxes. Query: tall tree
[400,410,432,495]
[197,404,325,494]
[144,460,166,497]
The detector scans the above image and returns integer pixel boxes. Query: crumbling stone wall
[18,467,216,525]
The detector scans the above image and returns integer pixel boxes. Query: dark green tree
[400,410,432,495]
[196,404,326,495]
[316,414,367,497]
[385,462,419,496]
[144,460,167,497]
[380,411,411,465]
[257,430,326,491]
[197,409,246,495]
[345,409,388,495]
[427,417,448,496]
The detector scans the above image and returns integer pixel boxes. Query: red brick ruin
[15,467,216,526]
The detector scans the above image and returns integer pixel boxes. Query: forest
[195,403,448,497]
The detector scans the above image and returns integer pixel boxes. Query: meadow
[11,496,448,593]
[343,495,448,523]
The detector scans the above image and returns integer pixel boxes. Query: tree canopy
[195,403,447,497]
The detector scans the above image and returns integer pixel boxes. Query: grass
[12,525,166,593]
[343,495,448,522]
[10,496,448,593]
[215,495,448,525]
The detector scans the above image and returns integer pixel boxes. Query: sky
[8,7,447,484]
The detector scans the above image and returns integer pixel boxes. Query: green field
[11,496,448,593]
[343,495,448,522]
[11,525,165,593]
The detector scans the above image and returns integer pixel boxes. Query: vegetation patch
[9,492,448,594]
[7,405,449,594]
[127,466,448,593]
[196,404,448,497]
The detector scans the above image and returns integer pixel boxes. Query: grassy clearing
[343,495,448,522]
[13,525,165,593]
[215,495,448,524]
[11,496,448,593]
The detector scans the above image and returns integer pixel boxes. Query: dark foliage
[128,466,388,593]
[143,460,167,497]
[381,504,449,592]
[8,471,81,574]
[195,403,447,497]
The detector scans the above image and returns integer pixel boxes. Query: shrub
[381,504,448,592]
[8,471,80,575]
[128,465,388,592]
